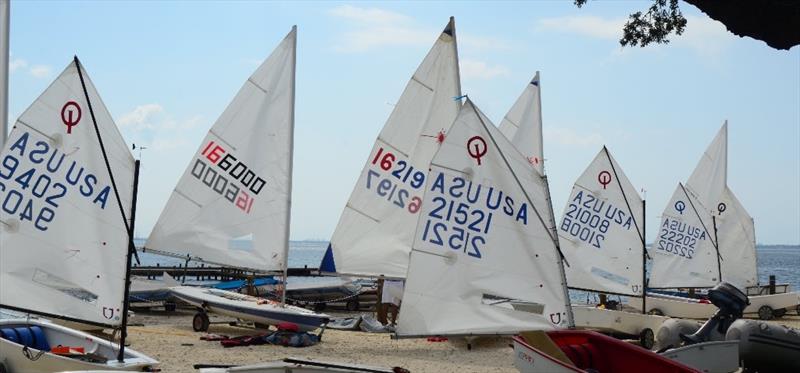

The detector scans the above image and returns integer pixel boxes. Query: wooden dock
[131,264,320,281]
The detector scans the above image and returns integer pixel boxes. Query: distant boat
[144,26,328,331]
[0,58,158,371]
[632,122,800,319]
[321,17,463,279]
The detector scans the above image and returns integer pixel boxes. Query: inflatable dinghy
[726,319,800,372]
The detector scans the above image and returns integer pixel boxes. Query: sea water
[134,240,799,294]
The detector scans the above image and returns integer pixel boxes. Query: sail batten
[324,18,462,278]
[145,28,296,273]
[0,60,134,326]
[396,99,570,337]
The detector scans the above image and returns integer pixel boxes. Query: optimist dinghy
[144,27,327,330]
[170,286,329,332]
[512,331,696,373]
[634,122,800,319]
[0,58,158,371]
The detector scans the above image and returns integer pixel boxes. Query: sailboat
[320,17,462,279]
[498,74,667,347]
[557,147,669,348]
[395,98,573,337]
[630,122,800,319]
[144,26,328,332]
[0,58,158,371]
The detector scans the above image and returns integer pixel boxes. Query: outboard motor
[681,282,749,345]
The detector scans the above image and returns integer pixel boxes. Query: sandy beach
[123,308,800,373]
[126,309,518,373]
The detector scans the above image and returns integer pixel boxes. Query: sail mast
[74,56,136,361]
[0,0,8,148]
[117,159,140,361]
[469,100,574,328]
[602,146,647,312]
[280,25,297,307]
[642,198,647,314]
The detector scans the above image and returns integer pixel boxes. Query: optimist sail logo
[61,101,82,134]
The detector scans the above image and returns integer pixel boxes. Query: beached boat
[0,318,156,372]
[512,331,697,373]
[143,26,326,330]
[394,98,573,338]
[0,58,158,371]
[555,146,669,347]
[320,17,462,279]
[170,286,329,333]
[635,122,800,319]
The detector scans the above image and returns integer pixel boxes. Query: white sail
[0,59,135,326]
[716,186,758,289]
[649,183,720,288]
[146,27,296,272]
[498,72,543,175]
[322,18,461,278]
[396,99,570,337]
[685,122,727,217]
[558,147,644,296]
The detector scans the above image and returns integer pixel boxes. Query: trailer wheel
[0,361,7,373]
[346,299,360,312]
[773,308,786,318]
[758,305,774,320]
[193,312,210,332]
[648,308,664,316]
[639,328,655,350]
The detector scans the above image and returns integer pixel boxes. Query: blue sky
[7,1,799,244]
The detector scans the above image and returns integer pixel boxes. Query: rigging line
[603,146,644,244]
[679,183,719,250]
[468,100,562,259]
[74,56,136,362]
[467,99,574,328]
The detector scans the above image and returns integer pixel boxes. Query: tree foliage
[575,0,687,48]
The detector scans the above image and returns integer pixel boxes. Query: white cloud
[544,127,604,147]
[118,103,164,131]
[28,65,52,78]
[329,5,511,52]
[537,15,625,40]
[329,4,411,25]
[9,53,52,79]
[10,58,27,72]
[117,104,204,151]
[460,59,510,80]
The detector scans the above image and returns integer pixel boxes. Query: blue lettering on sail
[0,130,112,232]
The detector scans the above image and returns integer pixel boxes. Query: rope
[21,346,45,361]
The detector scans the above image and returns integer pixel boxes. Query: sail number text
[560,190,634,249]
[364,146,424,214]
[656,218,706,259]
[192,140,268,214]
[0,131,112,232]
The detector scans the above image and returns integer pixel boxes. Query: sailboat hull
[171,286,329,332]
[572,305,669,344]
[0,318,157,372]
[512,331,697,373]
[629,291,800,319]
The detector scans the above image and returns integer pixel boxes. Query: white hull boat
[571,305,669,348]
[171,286,329,332]
[660,340,740,373]
[629,290,800,319]
[0,318,157,372]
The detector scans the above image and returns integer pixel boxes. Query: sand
[126,309,518,373]
[124,309,800,373]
